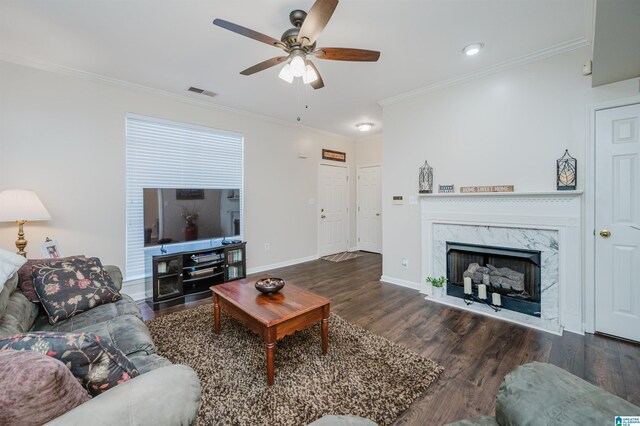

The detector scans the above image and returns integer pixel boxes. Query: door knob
[600,229,611,238]
[321,215,326,219]
[376,213,380,216]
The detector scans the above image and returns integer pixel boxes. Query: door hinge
[358,206,360,211]
[358,237,360,242]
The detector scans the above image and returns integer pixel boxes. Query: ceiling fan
[212,0,380,89]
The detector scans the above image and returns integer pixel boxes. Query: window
[125,114,243,280]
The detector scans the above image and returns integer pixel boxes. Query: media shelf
[145,242,246,310]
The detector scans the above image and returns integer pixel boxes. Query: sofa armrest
[103,265,123,291]
[496,362,639,425]
[46,365,201,426]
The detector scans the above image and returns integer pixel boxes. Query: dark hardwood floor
[139,252,640,425]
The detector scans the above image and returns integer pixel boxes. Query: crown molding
[379,37,591,107]
[0,51,352,142]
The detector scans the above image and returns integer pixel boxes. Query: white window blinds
[125,114,244,280]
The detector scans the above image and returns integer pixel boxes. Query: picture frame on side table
[41,238,63,258]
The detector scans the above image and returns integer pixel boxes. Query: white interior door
[357,166,381,253]
[595,103,640,342]
[319,164,348,257]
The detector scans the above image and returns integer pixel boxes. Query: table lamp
[0,189,52,257]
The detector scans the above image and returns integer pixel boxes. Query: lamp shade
[0,190,52,222]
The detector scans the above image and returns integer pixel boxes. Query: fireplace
[446,242,542,317]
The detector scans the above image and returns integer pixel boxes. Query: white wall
[0,60,359,286]
[381,47,640,287]
[355,134,382,166]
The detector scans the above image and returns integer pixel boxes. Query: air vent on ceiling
[187,87,217,98]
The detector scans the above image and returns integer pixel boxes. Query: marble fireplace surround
[420,191,583,335]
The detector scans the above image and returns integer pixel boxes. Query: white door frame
[317,162,350,257]
[356,164,382,253]
[584,95,640,333]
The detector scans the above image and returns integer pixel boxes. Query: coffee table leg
[321,304,329,356]
[265,328,276,386]
[213,293,220,335]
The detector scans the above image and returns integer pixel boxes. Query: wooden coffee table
[210,277,330,386]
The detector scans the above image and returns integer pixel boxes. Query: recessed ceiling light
[356,122,374,132]
[462,43,484,56]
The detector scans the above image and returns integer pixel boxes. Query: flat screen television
[143,188,240,247]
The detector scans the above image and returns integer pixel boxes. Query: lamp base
[15,220,27,258]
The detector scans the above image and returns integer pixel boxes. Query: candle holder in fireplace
[463,293,502,312]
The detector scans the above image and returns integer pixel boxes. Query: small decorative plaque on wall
[438,184,454,193]
[322,149,346,162]
[460,185,514,193]
[176,189,205,200]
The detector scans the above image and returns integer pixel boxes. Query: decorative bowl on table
[255,278,285,295]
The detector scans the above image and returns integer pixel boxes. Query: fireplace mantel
[421,190,583,335]
[420,190,582,198]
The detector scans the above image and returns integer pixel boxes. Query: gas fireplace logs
[462,263,526,293]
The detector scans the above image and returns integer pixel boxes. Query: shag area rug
[320,251,362,263]
[146,304,443,426]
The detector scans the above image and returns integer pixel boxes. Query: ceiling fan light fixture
[278,64,294,83]
[463,42,484,56]
[303,64,318,84]
[289,51,307,77]
[356,122,374,132]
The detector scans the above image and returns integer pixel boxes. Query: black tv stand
[145,242,246,311]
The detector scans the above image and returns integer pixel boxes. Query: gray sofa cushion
[102,265,123,291]
[445,416,500,426]
[45,365,201,426]
[32,293,141,332]
[496,362,640,426]
[0,290,39,339]
[74,314,156,357]
[0,273,19,314]
[128,353,173,374]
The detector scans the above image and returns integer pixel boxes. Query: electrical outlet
[401,258,409,268]
[264,243,270,251]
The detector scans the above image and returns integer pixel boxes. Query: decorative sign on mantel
[322,149,346,162]
[460,185,514,193]
[438,184,454,193]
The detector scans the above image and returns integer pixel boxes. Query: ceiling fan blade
[314,47,380,62]
[307,60,325,89]
[213,19,283,48]
[240,56,287,76]
[297,0,339,46]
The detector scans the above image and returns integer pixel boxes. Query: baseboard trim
[247,255,319,275]
[380,275,421,291]
[121,277,147,302]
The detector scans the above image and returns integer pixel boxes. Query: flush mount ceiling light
[462,42,484,56]
[356,122,374,132]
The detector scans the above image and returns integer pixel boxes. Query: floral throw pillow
[17,255,86,303]
[0,332,139,396]
[32,257,121,324]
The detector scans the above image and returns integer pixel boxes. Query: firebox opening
[446,242,542,317]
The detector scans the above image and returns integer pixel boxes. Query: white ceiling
[0,0,593,138]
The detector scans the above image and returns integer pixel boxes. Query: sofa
[0,263,201,425]
[446,361,640,426]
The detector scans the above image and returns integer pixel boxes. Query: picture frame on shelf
[41,238,63,258]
